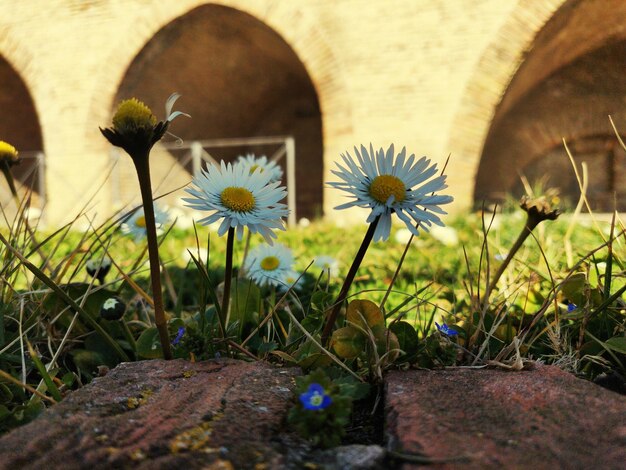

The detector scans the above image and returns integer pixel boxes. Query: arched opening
[0,55,44,201]
[114,3,323,219]
[475,0,626,211]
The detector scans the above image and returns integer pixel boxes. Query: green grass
[1,196,625,434]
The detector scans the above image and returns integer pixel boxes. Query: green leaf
[298,353,332,369]
[61,372,76,387]
[560,272,587,305]
[136,327,163,359]
[0,384,13,403]
[605,336,626,354]
[293,338,332,369]
[257,341,278,355]
[70,349,106,377]
[0,404,10,420]
[346,299,384,329]
[330,326,366,359]
[229,278,261,336]
[390,321,419,362]
[84,332,122,368]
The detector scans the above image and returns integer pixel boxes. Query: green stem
[221,227,235,332]
[27,341,63,402]
[1,163,44,260]
[486,215,539,303]
[0,232,129,361]
[133,155,172,360]
[238,228,252,278]
[120,318,137,357]
[321,216,379,345]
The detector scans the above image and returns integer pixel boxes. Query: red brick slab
[385,364,626,469]
[0,359,299,469]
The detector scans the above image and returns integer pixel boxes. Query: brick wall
[0,0,568,225]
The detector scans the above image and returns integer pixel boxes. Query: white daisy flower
[429,225,459,247]
[121,205,170,242]
[394,227,413,245]
[328,144,453,241]
[184,161,288,244]
[245,243,294,287]
[278,270,305,292]
[236,153,283,183]
[313,255,339,277]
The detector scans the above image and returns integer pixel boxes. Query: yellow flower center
[309,392,323,406]
[135,216,146,228]
[0,140,19,162]
[260,256,280,271]
[369,175,406,203]
[112,98,157,133]
[249,164,263,174]
[220,187,255,212]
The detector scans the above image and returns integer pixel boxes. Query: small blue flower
[567,302,577,312]
[171,327,185,346]
[435,322,458,336]
[299,383,332,411]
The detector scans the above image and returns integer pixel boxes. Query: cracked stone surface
[1,359,625,469]
[385,363,626,469]
[0,359,300,469]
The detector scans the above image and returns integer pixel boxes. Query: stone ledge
[0,359,300,469]
[1,360,624,469]
[385,364,626,469]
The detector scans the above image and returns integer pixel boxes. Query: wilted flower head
[299,383,332,411]
[121,205,170,242]
[245,243,294,287]
[313,255,339,277]
[100,296,126,321]
[328,144,453,241]
[278,270,305,291]
[520,188,560,223]
[184,160,289,244]
[0,141,19,166]
[86,254,112,284]
[100,93,189,158]
[237,154,283,183]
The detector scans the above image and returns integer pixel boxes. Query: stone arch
[474,0,626,210]
[0,41,44,199]
[91,0,352,219]
[444,0,566,210]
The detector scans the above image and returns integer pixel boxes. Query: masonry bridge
[1,0,626,224]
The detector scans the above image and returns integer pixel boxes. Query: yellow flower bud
[0,140,19,164]
[112,98,157,134]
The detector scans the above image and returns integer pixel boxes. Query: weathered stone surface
[0,359,300,470]
[332,444,386,469]
[3,360,625,469]
[385,364,626,469]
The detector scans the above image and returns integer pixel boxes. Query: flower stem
[1,162,45,260]
[120,318,137,358]
[221,227,235,332]
[485,215,540,304]
[133,155,172,360]
[321,216,379,345]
